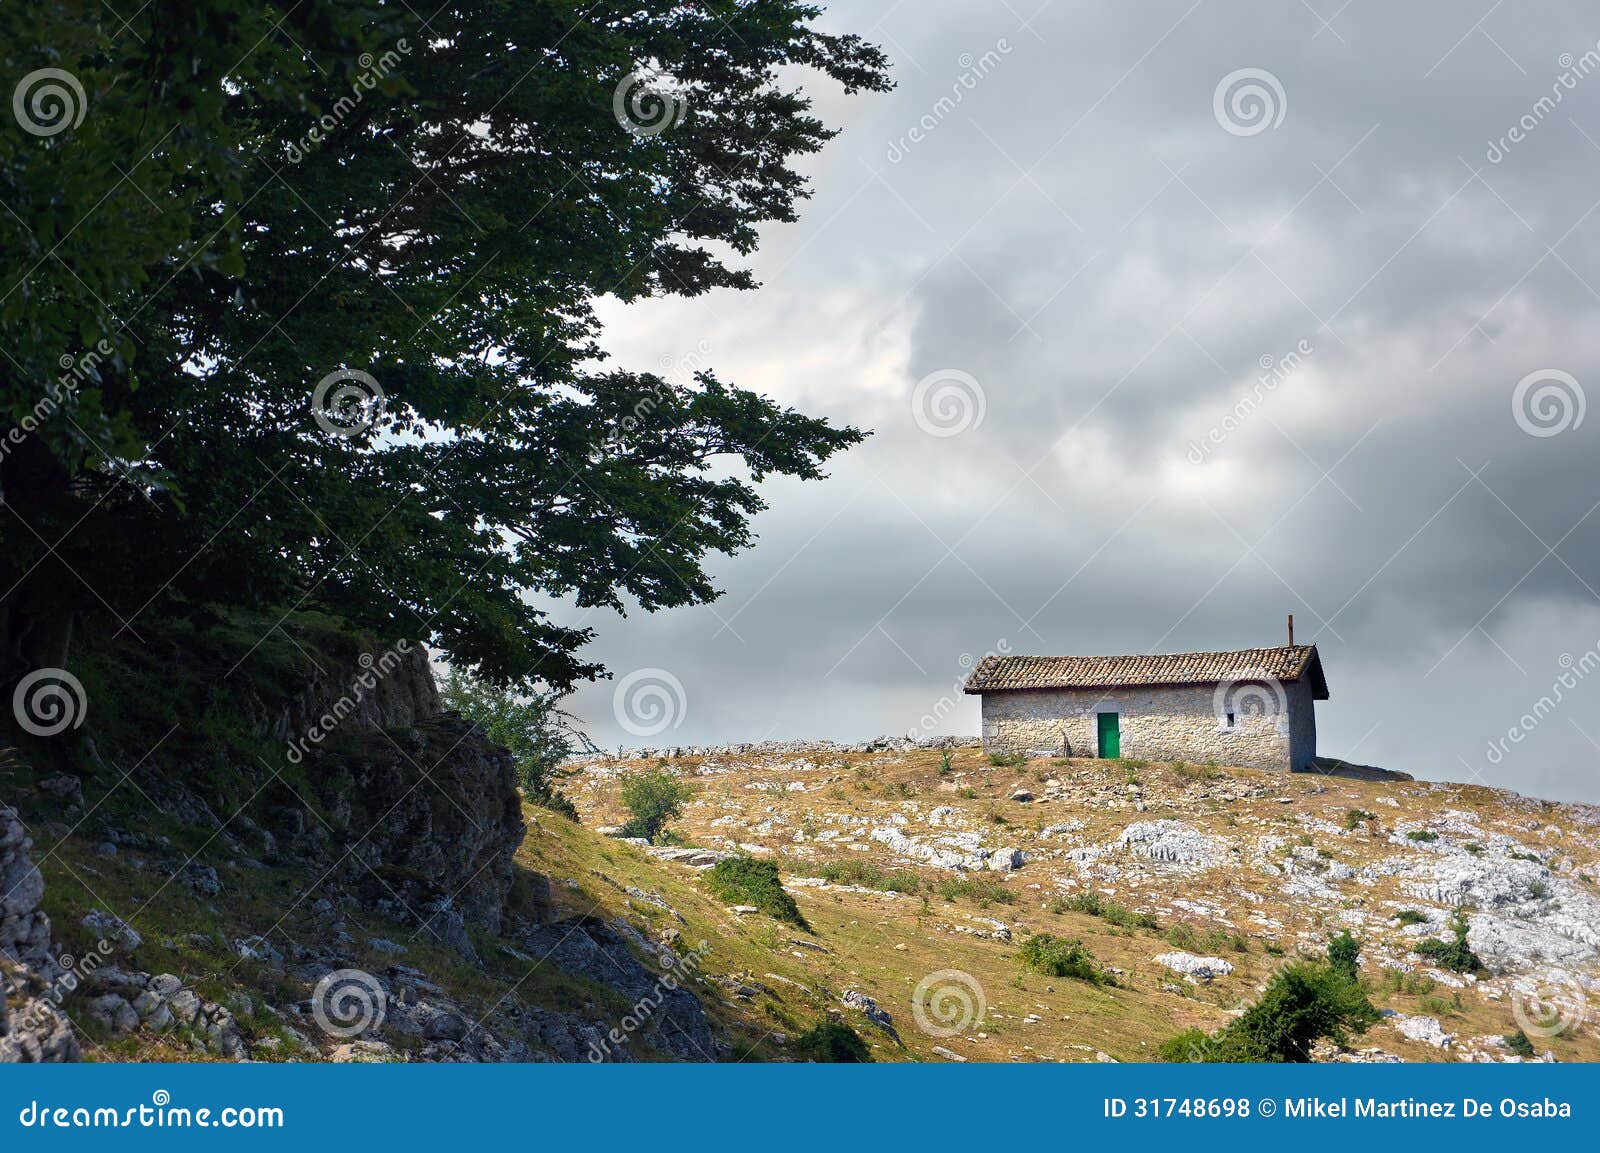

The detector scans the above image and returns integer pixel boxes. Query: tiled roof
[963,645,1328,699]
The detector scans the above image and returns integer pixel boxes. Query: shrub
[937,749,954,776]
[706,856,809,929]
[937,873,1016,907]
[1328,930,1360,979]
[987,751,1027,767]
[1504,1030,1536,1059]
[441,669,579,818]
[1510,850,1541,863]
[618,769,696,843]
[1017,934,1115,985]
[1165,922,1200,951]
[1393,909,1428,927]
[1344,808,1375,830]
[1413,913,1485,975]
[1160,958,1380,1063]
[1406,829,1438,843]
[815,859,921,893]
[793,1021,871,1062]
[1053,890,1159,930]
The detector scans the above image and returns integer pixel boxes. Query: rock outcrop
[0,806,79,1062]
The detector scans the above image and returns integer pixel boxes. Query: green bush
[617,769,696,843]
[442,668,579,818]
[1017,934,1115,986]
[1054,891,1159,930]
[987,751,1027,767]
[1393,909,1428,926]
[1344,808,1376,830]
[706,856,809,929]
[1413,913,1485,975]
[1160,958,1380,1063]
[793,1021,871,1062]
[1504,1030,1536,1059]
[1406,829,1438,843]
[815,859,922,893]
[1328,930,1360,978]
[937,873,1016,907]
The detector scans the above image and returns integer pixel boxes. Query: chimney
[1287,613,1295,646]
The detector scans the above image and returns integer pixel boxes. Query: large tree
[1,1,890,687]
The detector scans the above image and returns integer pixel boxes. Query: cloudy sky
[562,0,1600,803]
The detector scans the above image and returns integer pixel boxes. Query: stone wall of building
[979,679,1315,771]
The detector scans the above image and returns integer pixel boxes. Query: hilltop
[553,739,1600,1062]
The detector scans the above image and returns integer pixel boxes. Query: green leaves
[2,1,888,687]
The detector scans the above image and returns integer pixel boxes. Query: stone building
[963,645,1329,772]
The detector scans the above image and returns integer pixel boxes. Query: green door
[1097,712,1120,758]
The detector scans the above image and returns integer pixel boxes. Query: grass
[937,873,1016,907]
[1052,890,1159,930]
[812,859,923,894]
[986,751,1027,767]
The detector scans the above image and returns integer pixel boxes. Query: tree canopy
[1,1,890,689]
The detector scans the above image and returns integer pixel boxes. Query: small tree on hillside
[442,669,579,819]
[619,770,696,843]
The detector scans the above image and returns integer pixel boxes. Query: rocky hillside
[4,619,1597,1063]
[554,740,1599,1063]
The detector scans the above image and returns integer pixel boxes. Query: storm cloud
[564,0,1600,803]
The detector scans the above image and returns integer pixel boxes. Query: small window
[1225,711,1236,729]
